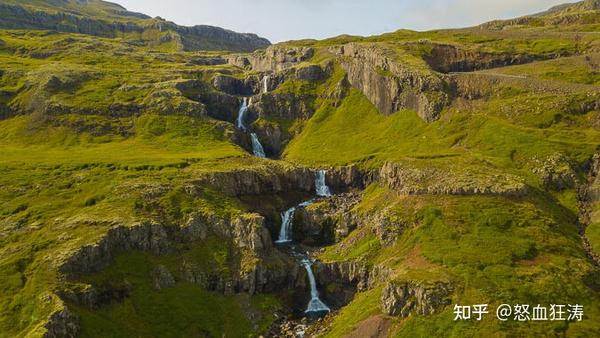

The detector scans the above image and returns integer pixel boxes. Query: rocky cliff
[329,43,450,122]
[380,280,452,317]
[0,1,270,52]
[423,43,555,73]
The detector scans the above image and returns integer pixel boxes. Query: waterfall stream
[302,259,331,315]
[263,75,269,94]
[274,170,332,316]
[236,97,248,131]
[275,207,295,243]
[315,170,331,197]
[237,98,267,158]
[250,133,266,158]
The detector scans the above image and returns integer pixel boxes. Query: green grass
[72,249,280,338]
[322,286,383,338]
[1,4,599,337]
[318,187,600,337]
[495,54,600,86]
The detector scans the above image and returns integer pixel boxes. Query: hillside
[0,1,599,338]
[0,0,271,52]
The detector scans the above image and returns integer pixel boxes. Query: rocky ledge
[380,280,453,317]
[329,43,450,122]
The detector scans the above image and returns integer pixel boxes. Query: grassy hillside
[0,1,599,337]
[0,0,271,52]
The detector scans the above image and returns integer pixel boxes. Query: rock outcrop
[294,193,362,244]
[379,161,529,196]
[227,46,315,72]
[380,280,452,317]
[152,265,176,290]
[186,165,317,197]
[533,153,578,190]
[314,261,392,308]
[43,308,79,338]
[0,3,270,52]
[329,43,450,122]
[423,43,553,73]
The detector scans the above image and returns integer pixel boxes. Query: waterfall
[302,259,330,314]
[275,207,295,243]
[262,75,269,94]
[250,133,266,158]
[236,97,248,130]
[315,170,332,197]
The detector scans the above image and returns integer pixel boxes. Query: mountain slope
[0,1,599,338]
[0,0,271,52]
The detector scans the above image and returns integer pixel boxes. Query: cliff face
[423,44,556,73]
[227,46,315,72]
[0,2,271,52]
[329,43,450,122]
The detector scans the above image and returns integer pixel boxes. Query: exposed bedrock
[380,280,453,317]
[423,43,558,73]
[227,46,315,72]
[378,161,529,196]
[213,72,287,96]
[323,162,528,197]
[578,151,600,266]
[329,43,450,122]
[313,261,392,309]
[59,212,301,306]
[43,308,79,338]
[187,166,317,197]
[293,192,362,245]
[175,79,239,122]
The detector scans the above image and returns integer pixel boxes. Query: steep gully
[237,87,331,316]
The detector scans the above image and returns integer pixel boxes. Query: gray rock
[43,308,79,338]
[329,43,450,122]
[152,265,176,290]
[380,280,452,317]
[296,65,325,81]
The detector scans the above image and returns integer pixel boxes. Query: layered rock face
[294,193,362,244]
[378,162,529,196]
[187,165,317,197]
[0,3,270,52]
[423,43,553,73]
[44,308,79,338]
[380,280,452,317]
[60,212,298,300]
[329,43,450,122]
[227,46,315,72]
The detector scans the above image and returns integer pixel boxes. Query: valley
[0,0,600,337]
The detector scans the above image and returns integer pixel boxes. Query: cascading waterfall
[275,207,296,243]
[236,98,267,158]
[262,75,269,94]
[272,171,334,315]
[236,97,248,130]
[250,133,266,158]
[315,170,332,197]
[302,259,331,315]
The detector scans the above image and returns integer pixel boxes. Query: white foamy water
[315,170,331,197]
[250,133,266,158]
[236,97,248,130]
[275,207,296,243]
[302,259,330,314]
[262,75,269,93]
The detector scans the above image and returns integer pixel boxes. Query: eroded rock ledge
[380,280,453,317]
[327,162,529,197]
[329,43,450,122]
